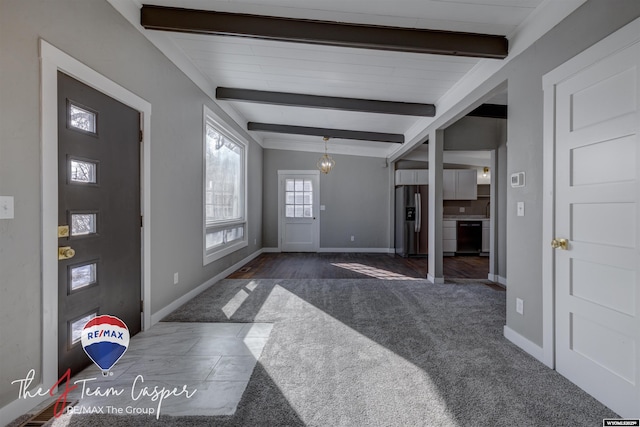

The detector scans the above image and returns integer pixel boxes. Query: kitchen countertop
[443,215,490,220]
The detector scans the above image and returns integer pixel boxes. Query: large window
[203,108,247,264]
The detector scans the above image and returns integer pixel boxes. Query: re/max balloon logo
[81,315,130,374]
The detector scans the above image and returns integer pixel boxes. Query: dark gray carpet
[43,278,616,426]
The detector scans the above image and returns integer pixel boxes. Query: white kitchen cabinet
[482,220,490,253]
[443,170,457,199]
[395,169,429,185]
[443,220,456,254]
[443,169,477,200]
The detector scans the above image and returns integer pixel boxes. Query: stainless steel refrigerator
[395,185,429,257]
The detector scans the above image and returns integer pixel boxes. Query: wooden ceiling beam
[216,87,435,116]
[141,5,508,59]
[247,123,404,143]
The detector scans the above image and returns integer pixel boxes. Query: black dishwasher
[457,221,482,254]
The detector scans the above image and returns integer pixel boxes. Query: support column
[428,129,444,283]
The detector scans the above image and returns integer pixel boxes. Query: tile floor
[32,322,272,419]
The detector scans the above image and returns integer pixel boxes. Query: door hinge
[140,215,143,227]
[140,300,144,312]
[139,130,143,142]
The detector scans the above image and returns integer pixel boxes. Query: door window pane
[69,103,97,134]
[70,159,97,184]
[285,179,313,218]
[71,213,97,236]
[70,262,97,291]
[70,312,97,346]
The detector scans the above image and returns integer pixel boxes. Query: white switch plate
[0,196,14,219]
[350,235,355,242]
[320,205,326,211]
[174,272,179,285]
[459,207,465,213]
[516,298,524,315]
[517,202,525,217]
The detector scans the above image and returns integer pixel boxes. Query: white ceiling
[112,0,583,158]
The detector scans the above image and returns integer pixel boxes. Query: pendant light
[317,136,335,174]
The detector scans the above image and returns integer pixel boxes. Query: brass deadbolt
[58,225,70,238]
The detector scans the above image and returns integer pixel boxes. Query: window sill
[203,239,247,265]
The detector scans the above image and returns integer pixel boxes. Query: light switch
[320,205,326,211]
[0,196,14,219]
[517,202,525,217]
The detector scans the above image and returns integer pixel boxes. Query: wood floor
[228,252,498,287]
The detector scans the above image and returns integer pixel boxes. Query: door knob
[551,238,568,250]
[58,246,76,260]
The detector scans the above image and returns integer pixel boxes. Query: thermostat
[511,172,525,188]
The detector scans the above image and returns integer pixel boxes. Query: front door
[554,41,640,416]
[279,171,319,252]
[57,72,142,377]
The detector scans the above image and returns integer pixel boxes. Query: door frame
[40,39,151,390]
[542,17,640,370]
[277,170,320,252]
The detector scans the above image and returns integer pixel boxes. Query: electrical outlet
[459,207,465,213]
[174,272,179,285]
[516,298,524,315]
[0,196,14,219]
[350,235,355,242]
[517,202,525,217]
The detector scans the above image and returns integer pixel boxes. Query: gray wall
[444,116,504,151]
[474,0,640,345]
[263,149,390,249]
[0,0,262,409]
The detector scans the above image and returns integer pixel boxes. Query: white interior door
[554,41,640,417]
[279,171,319,252]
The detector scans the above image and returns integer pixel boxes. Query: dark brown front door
[57,72,141,377]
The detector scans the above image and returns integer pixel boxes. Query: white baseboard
[427,274,444,284]
[150,249,264,325]
[263,247,394,254]
[318,247,394,253]
[488,274,507,286]
[503,325,547,365]
[0,391,49,427]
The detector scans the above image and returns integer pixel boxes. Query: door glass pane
[70,263,97,291]
[70,312,97,346]
[71,213,97,236]
[69,103,97,134]
[285,179,313,218]
[286,192,295,204]
[70,159,97,184]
